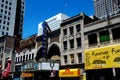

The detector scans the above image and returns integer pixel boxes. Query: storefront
[59,68,81,80]
[84,44,120,80]
[21,60,60,80]
[21,61,38,80]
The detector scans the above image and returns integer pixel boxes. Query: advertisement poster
[84,44,120,70]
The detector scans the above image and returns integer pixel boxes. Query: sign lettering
[85,44,120,70]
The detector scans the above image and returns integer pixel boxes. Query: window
[76,24,81,32]
[70,54,74,64]
[29,54,31,60]
[6,27,9,31]
[7,22,9,25]
[23,2,24,5]
[2,31,4,35]
[22,6,24,9]
[4,16,6,19]
[99,30,110,42]
[63,41,67,50]
[6,32,8,35]
[2,0,4,2]
[1,4,4,7]
[1,9,3,13]
[88,33,97,45]
[3,21,6,24]
[8,17,10,20]
[23,55,25,62]
[70,39,74,49]
[69,27,74,34]
[8,12,10,15]
[63,29,67,36]
[64,55,67,64]
[112,27,120,40]
[77,37,81,48]
[6,1,8,4]
[32,53,34,60]
[77,53,82,63]
[20,56,22,62]
[9,2,12,5]
[22,11,24,14]
[9,7,11,10]
[5,11,7,14]
[5,6,7,9]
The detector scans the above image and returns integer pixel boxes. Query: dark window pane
[99,31,110,42]
[88,33,97,44]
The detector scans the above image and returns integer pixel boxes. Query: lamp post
[50,60,55,78]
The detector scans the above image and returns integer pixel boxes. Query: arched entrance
[47,44,60,61]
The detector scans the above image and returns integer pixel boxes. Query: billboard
[84,44,120,70]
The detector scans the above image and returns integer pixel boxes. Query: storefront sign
[59,68,80,77]
[22,73,34,77]
[84,44,120,70]
[22,61,38,71]
[38,62,59,70]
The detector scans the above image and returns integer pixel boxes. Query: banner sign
[59,68,80,77]
[22,61,38,71]
[84,44,120,70]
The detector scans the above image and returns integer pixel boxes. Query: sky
[22,0,94,39]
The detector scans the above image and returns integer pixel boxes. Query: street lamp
[50,60,55,77]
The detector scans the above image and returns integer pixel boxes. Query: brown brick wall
[50,36,60,43]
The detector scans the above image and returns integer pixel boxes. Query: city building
[14,13,69,80]
[0,0,25,79]
[0,35,15,79]
[59,13,94,80]
[15,29,61,80]
[15,34,36,80]
[94,0,120,19]
[34,29,60,80]
[84,13,120,80]
[0,0,25,39]
[38,13,69,36]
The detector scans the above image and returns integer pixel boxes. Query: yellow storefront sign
[84,44,120,70]
[59,68,80,77]
[22,73,34,77]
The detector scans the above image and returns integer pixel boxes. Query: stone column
[67,54,71,64]
[109,29,113,44]
[84,35,89,49]
[67,27,70,52]
[97,32,100,46]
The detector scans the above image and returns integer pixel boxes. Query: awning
[59,68,80,77]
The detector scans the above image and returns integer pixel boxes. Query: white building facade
[0,0,25,38]
[38,13,69,36]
